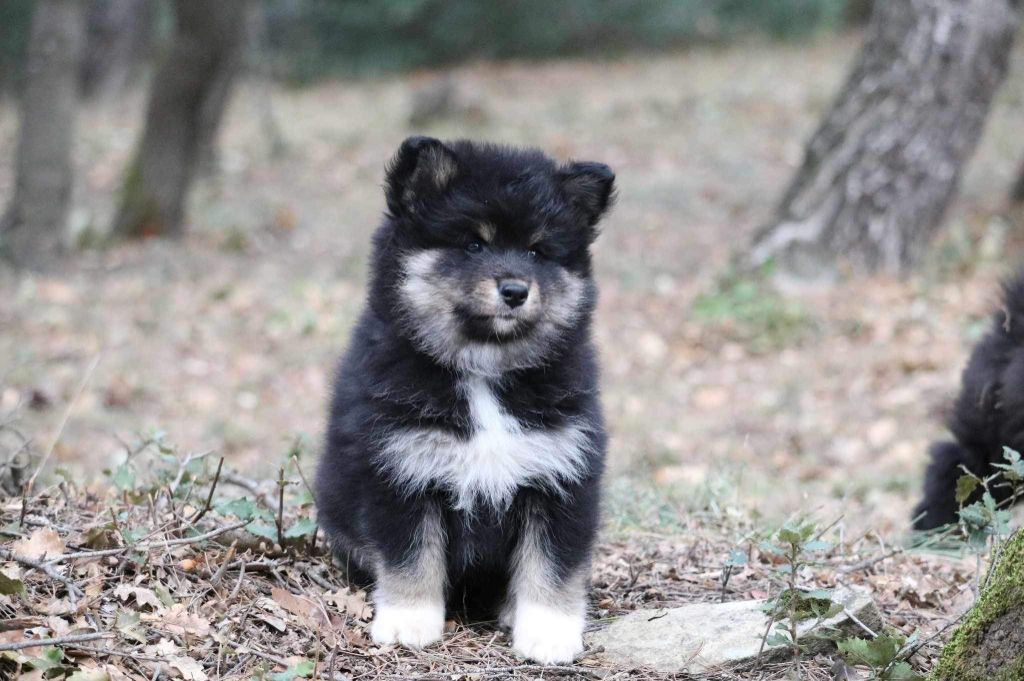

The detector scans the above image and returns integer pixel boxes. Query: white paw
[511,602,585,665]
[370,602,445,649]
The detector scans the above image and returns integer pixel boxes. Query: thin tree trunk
[751,0,1020,279]
[79,0,155,98]
[0,0,86,267]
[112,0,248,238]
[1010,155,1024,203]
[196,11,251,174]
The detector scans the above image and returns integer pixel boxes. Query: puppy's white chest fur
[379,376,588,510]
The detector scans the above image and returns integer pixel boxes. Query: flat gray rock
[585,589,881,674]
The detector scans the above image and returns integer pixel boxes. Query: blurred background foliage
[0,0,867,88]
[263,0,856,82]
[0,0,34,88]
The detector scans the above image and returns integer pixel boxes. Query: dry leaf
[44,616,71,636]
[13,528,65,560]
[256,613,288,632]
[142,604,210,640]
[113,585,161,610]
[143,638,179,657]
[255,596,287,618]
[271,587,316,619]
[252,593,289,630]
[66,667,110,681]
[39,597,75,616]
[16,671,45,681]
[326,587,373,621]
[271,586,336,641]
[169,656,208,681]
[115,610,146,643]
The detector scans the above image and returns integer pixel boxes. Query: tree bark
[195,10,252,175]
[932,530,1024,680]
[751,0,1020,279]
[111,0,248,239]
[1009,155,1024,203]
[0,0,87,267]
[79,0,155,98]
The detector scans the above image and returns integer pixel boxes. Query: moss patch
[931,530,1024,680]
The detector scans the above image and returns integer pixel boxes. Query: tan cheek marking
[542,271,584,323]
[401,250,454,314]
[477,222,497,243]
[473,279,501,310]
[524,281,543,314]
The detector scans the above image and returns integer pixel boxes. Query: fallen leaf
[255,613,288,633]
[269,659,313,681]
[43,617,70,636]
[0,570,24,595]
[39,598,75,616]
[169,656,208,681]
[271,587,316,619]
[16,670,45,681]
[115,610,146,643]
[325,587,372,621]
[143,638,178,657]
[142,604,210,640]
[13,528,65,560]
[79,526,117,550]
[113,585,161,610]
[67,668,110,681]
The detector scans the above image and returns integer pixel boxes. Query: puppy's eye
[466,241,483,254]
[527,248,539,260]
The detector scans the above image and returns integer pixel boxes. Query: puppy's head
[377,136,615,375]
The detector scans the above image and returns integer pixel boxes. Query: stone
[585,588,882,674]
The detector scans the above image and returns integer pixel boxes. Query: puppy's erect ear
[385,136,459,217]
[558,161,616,226]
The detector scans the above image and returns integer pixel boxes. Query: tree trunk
[111,0,248,239]
[932,529,1024,680]
[750,0,1020,279]
[1009,155,1024,203]
[195,10,252,175]
[79,0,155,98]
[0,0,86,267]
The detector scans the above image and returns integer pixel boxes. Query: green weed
[692,266,814,351]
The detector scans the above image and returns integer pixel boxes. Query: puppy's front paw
[511,602,584,665]
[370,602,445,648]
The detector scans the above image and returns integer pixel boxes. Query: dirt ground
[3,34,1024,554]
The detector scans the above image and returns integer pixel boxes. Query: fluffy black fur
[914,270,1024,530]
[315,137,614,622]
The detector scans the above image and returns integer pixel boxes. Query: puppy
[315,137,615,664]
[914,269,1024,530]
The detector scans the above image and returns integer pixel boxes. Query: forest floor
[2,34,1024,679]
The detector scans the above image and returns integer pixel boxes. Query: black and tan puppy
[315,137,614,663]
[914,270,1024,530]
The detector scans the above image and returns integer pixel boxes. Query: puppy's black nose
[498,279,529,308]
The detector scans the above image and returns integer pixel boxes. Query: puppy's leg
[506,510,589,665]
[370,509,447,648]
[913,441,974,530]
